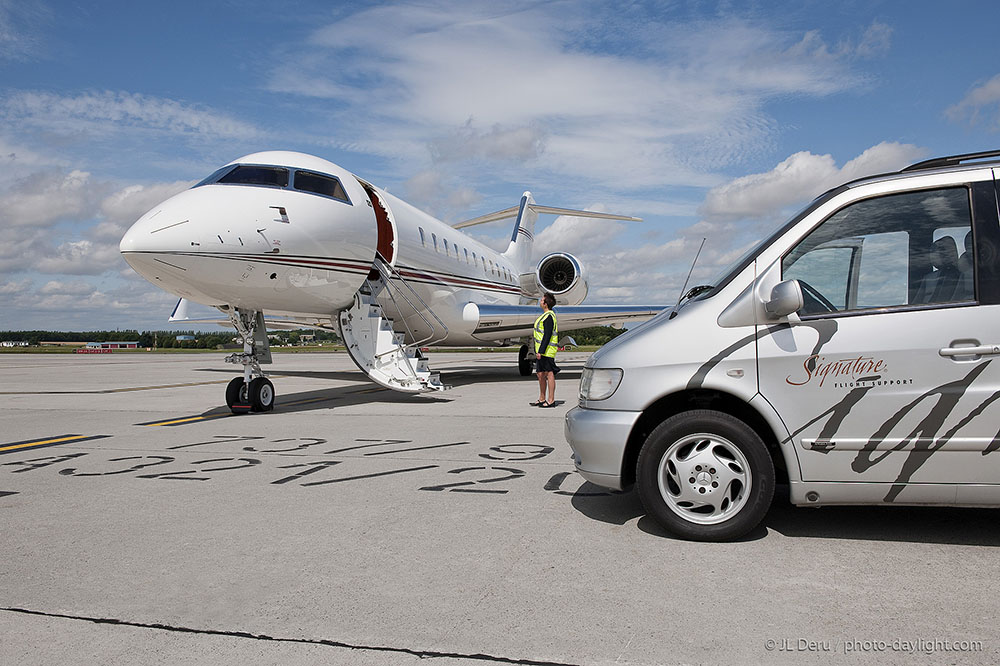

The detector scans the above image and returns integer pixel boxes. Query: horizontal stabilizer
[453,203,641,229]
[462,303,666,339]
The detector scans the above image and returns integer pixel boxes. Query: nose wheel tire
[636,410,774,542]
[225,376,275,414]
[249,377,275,412]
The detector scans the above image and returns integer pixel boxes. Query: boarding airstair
[338,257,448,393]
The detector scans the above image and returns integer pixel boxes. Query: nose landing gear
[223,308,275,414]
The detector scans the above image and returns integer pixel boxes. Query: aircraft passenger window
[293,170,349,202]
[432,234,438,251]
[419,228,425,246]
[217,165,289,188]
[464,248,469,263]
[443,238,449,255]
[783,187,973,315]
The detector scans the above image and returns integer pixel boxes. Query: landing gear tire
[249,377,275,412]
[518,344,534,377]
[636,410,774,542]
[225,377,251,414]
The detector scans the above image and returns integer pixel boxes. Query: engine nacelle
[535,252,588,305]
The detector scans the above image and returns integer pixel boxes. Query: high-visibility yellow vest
[533,310,558,358]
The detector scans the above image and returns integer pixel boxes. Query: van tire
[636,410,774,542]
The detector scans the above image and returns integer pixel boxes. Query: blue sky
[1,0,999,330]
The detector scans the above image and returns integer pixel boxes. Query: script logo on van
[785,354,910,388]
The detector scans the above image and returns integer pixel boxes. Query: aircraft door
[357,180,396,265]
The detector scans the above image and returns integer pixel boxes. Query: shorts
[536,356,559,374]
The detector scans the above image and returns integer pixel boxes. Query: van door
[756,183,1000,503]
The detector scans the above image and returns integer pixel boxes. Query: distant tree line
[0,329,341,349]
[2,325,623,349]
[555,325,629,347]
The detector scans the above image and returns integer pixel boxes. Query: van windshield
[690,186,847,304]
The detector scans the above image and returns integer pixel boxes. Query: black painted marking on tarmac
[363,441,471,456]
[300,464,439,487]
[0,607,577,665]
[0,434,111,456]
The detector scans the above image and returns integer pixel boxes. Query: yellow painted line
[140,414,228,427]
[0,434,110,454]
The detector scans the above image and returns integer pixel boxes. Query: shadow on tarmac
[185,360,583,419]
[570,484,1000,546]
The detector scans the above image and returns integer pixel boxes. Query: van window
[783,188,973,316]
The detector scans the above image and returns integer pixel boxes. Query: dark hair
[542,293,556,309]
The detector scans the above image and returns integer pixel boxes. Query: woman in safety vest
[531,292,559,408]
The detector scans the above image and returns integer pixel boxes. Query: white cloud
[0,2,49,61]
[268,3,882,197]
[35,239,123,275]
[699,141,926,223]
[431,121,546,163]
[0,168,103,228]
[0,278,31,294]
[946,74,1000,131]
[38,279,96,296]
[1,90,260,140]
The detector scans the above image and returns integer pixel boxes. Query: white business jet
[120,151,662,413]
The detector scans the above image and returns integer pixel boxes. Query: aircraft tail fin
[502,191,538,271]
[452,193,641,272]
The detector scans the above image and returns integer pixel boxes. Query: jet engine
[535,252,588,305]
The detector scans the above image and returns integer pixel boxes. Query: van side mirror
[764,279,804,318]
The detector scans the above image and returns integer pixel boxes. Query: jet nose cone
[120,220,142,253]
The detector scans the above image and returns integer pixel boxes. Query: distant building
[175,335,196,341]
[86,341,139,349]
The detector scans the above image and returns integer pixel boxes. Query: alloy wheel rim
[656,432,752,525]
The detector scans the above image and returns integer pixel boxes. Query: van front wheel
[636,410,774,542]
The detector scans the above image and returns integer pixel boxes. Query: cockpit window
[194,165,236,188]
[293,170,349,202]
[217,165,289,188]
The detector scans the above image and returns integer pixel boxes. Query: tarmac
[1,351,998,665]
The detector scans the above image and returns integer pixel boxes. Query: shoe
[539,401,556,408]
[529,400,545,406]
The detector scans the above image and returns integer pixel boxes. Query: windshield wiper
[683,284,713,301]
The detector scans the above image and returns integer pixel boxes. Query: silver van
[565,150,1000,541]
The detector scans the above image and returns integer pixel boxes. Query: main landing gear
[223,308,274,414]
[518,344,535,377]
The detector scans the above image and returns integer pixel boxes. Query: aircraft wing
[463,303,667,340]
[167,299,338,331]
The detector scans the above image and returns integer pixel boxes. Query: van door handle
[939,344,1000,358]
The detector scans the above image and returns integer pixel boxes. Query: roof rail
[901,149,1000,172]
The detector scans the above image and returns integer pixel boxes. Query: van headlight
[580,367,623,401]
